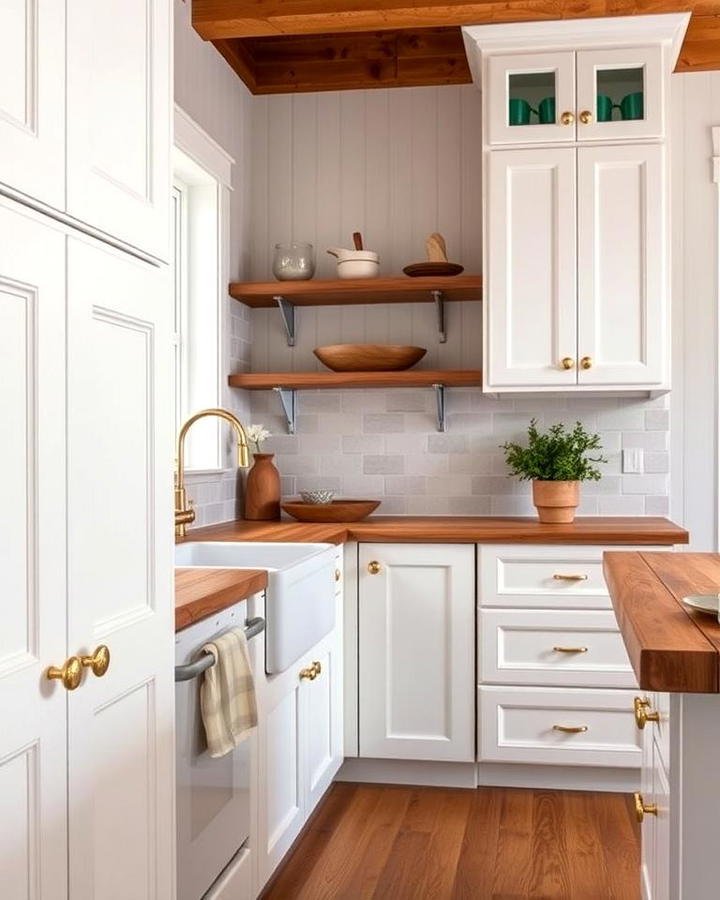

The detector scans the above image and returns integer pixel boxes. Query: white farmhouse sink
[175,541,337,674]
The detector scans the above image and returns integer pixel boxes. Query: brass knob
[367,560,381,575]
[80,645,111,678]
[299,665,317,681]
[552,724,588,734]
[335,569,341,582]
[580,356,593,370]
[561,357,575,370]
[47,656,83,691]
[579,110,593,124]
[560,111,574,125]
[312,660,322,677]
[634,792,658,823]
[634,696,660,730]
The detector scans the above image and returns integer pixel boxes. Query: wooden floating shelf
[229,275,482,308]
[228,369,482,390]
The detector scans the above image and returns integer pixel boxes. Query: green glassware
[619,92,644,121]
[508,98,535,126]
[597,94,614,122]
[537,97,556,124]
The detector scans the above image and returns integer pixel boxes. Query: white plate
[682,594,720,615]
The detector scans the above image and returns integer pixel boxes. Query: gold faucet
[175,408,251,538]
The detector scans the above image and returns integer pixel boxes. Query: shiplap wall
[245,86,670,517]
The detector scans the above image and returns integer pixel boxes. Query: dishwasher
[175,598,264,900]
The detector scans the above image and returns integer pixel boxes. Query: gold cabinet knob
[47,656,83,691]
[312,660,322,678]
[560,357,575,370]
[579,110,593,124]
[560,111,574,125]
[580,356,593,370]
[335,568,341,583]
[367,560,381,575]
[634,696,660,730]
[634,792,658,823]
[299,665,317,681]
[552,724,588,734]
[80,645,111,678]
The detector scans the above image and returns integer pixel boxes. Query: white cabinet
[358,544,475,762]
[66,0,171,259]
[0,0,66,208]
[0,200,175,900]
[257,620,342,890]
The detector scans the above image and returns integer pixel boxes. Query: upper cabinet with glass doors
[464,15,687,147]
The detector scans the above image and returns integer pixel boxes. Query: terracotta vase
[532,480,580,524]
[244,453,281,521]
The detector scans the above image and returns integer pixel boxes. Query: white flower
[247,424,271,447]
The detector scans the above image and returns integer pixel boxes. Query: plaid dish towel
[200,627,258,758]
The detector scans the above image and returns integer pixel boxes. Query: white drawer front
[480,609,637,688]
[479,544,668,609]
[479,686,642,767]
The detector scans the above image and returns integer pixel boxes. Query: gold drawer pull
[634,792,658,823]
[46,656,83,691]
[552,725,588,734]
[80,645,111,678]
[553,574,588,581]
[560,357,575,370]
[634,696,660,730]
[299,660,322,682]
[367,560,381,575]
[553,646,588,654]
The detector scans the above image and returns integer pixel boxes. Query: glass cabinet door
[576,46,663,141]
[487,51,575,145]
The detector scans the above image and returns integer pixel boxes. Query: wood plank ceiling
[193,1,720,93]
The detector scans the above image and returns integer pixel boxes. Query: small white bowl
[333,251,380,280]
[300,490,336,505]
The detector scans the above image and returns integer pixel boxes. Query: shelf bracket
[274,296,296,347]
[273,387,296,434]
[432,290,446,343]
[433,383,446,432]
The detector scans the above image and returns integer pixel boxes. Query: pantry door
[0,201,68,899]
[66,236,175,900]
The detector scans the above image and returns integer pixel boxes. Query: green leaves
[501,419,606,483]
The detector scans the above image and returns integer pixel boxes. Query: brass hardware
[580,356,593,370]
[579,110,593,124]
[553,646,588,654]
[175,409,251,538]
[80,645,111,678]
[634,792,658,823]
[47,656,83,691]
[335,569,341,583]
[560,111,575,125]
[552,725,588,734]
[634,696,660,730]
[368,560,381,575]
[553,574,588,582]
[561,357,575,370]
[299,660,322,681]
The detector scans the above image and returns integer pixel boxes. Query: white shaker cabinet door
[66,0,171,260]
[486,147,577,389]
[358,543,475,762]
[0,0,65,209]
[577,143,666,387]
[0,203,67,900]
[65,237,175,900]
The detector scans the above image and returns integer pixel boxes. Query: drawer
[479,544,668,610]
[479,609,637,688]
[478,685,642,767]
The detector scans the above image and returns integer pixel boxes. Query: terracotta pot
[532,480,580,524]
[244,453,280,521]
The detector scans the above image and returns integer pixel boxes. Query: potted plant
[501,420,606,524]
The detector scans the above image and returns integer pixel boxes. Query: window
[172,107,234,471]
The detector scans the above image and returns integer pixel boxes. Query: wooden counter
[604,552,720,693]
[182,516,688,546]
[175,567,268,632]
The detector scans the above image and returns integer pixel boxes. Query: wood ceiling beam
[193,1,720,41]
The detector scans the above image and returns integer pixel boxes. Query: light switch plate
[622,448,644,474]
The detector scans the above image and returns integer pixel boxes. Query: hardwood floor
[262,784,640,900]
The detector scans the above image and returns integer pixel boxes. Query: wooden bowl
[403,262,464,277]
[314,344,426,372]
[282,499,380,522]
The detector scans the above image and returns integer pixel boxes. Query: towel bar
[174,617,265,682]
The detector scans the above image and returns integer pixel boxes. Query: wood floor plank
[260,784,640,900]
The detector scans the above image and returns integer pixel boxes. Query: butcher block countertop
[604,552,720,693]
[175,567,267,632]
[180,516,687,546]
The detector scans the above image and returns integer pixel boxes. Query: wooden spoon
[352,231,364,251]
